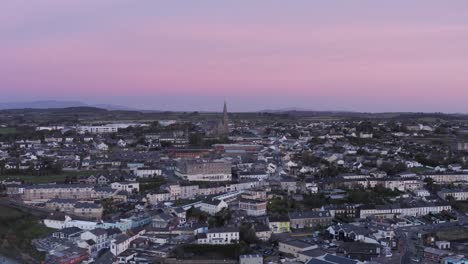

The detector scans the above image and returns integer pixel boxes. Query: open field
[0,127,16,135]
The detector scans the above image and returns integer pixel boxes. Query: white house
[133,167,162,178]
[110,231,142,256]
[198,227,239,245]
[111,182,140,193]
[197,199,228,215]
[78,228,109,256]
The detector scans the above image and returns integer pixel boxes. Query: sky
[1,0,468,112]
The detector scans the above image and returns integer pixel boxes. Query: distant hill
[0,100,135,111]
[0,100,88,109]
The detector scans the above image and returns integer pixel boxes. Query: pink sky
[1,0,468,111]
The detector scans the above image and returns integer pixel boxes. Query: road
[395,212,468,264]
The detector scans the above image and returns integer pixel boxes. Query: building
[341,242,381,261]
[438,189,468,201]
[279,240,318,258]
[133,167,162,178]
[197,199,228,215]
[424,247,450,263]
[79,228,109,256]
[198,227,239,245]
[73,202,103,220]
[423,173,468,184]
[306,254,360,264]
[359,203,452,219]
[239,254,263,264]
[239,199,267,216]
[77,125,118,134]
[52,227,83,239]
[289,211,332,229]
[442,255,468,264]
[23,184,95,202]
[218,100,229,135]
[175,159,232,182]
[268,216,291,233]
[147,192,171,204]
[254,225,272,241]
[110,233,139,256]
[110,182,140,193]
[46,198,76,213]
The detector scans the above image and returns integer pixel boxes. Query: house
[438,189,468,201]
[442,255,468,264]
[238,199,267,216]
[306,254,360,264]
[94,142,109,151]
[268,216,290,233]
[73,202,103,220]
[79,228,109,256]
[22,184,95,202]
[197,199,228,215]
[323,204,357,219]
[175,159,232,182]
[254,225,272,241]
[279,240,318,258]
[110,232,141,256]
[152,212,177,229]
[280,177,297,193]
[239,254,263,264]
[133,167,162,178]
[111,182,140,193]
[45,198,76,213]
[289,211,332,229]
[147,191,171,204]
[52,227,83,239]
[198,227,239,245]
[340,242,381,261]
[94,187,117,199]
[327,224,371,242]
[424,247,450,263]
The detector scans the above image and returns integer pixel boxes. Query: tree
[446,195,456,204]
[240,224,258,244]
[189,133,204,147]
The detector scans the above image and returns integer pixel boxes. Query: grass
[0,127,16,135]
[174,244,251,260]
[453,201,468,213]
[436,226,468,241]
[0,170,104,184]
[0,205,53,262]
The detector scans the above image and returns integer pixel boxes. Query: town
[1,105,468,264]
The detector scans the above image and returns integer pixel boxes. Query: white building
[197,199,228,215]
[438,189,468,201]
[111,182,140,193]
[133,167,162,178]
[110,232,141,256]
[360,204,451,219]
[78,125,118,134]
[79,228,110,256]
[198,227,239,245]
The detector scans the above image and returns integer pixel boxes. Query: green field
[0,205,53,262]
[0,127,16,135]
[0,170,104,184]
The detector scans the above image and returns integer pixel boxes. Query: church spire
[222,100,229,134]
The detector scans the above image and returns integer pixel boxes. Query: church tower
[221,100,229,135]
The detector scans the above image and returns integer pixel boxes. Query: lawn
[436,226,468,241]
[0,170,104,184]
[174,244,251,260]
[0,205,53,262]
[453,201,468,213]
[0,127,16,135]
